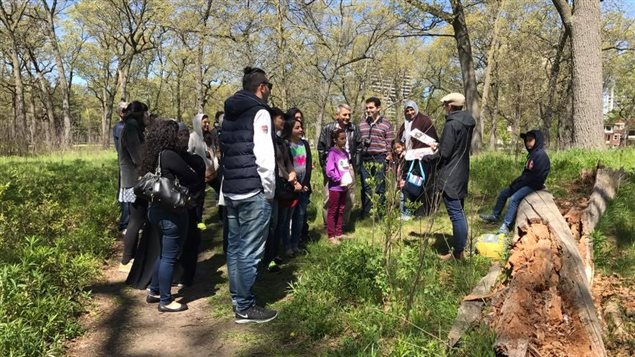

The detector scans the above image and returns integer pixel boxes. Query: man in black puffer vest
[220,67,278,324]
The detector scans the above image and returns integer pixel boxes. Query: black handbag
[134,151,192,210]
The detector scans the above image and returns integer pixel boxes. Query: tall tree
[405,0,482,152]
[33,0,73,147]
[553,0,604,149]
[0,0,29,153]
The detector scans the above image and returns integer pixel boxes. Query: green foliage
[593,172,635,277]
[0,154,117,356]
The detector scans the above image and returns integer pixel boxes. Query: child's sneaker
[328,237,341,245]
[498,224,510,235]
[479,213,498,224]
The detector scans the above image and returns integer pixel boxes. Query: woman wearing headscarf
[188,113,215,223]
[396,100,439,216]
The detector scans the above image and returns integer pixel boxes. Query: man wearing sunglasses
[220,66,277,323]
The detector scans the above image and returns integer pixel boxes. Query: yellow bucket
[475,233,507,260]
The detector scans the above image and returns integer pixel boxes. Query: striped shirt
[359,116,395,156]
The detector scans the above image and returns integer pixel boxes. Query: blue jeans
[118,201,130,231]
[148,205,188,305]
[399,190,410,216]
[442,193,468,256]
[291,192,309,248]
[360,156,386,216]
[492,186,535,229]
[225,192,272,312]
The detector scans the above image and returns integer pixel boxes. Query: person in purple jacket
[325,129,353,244]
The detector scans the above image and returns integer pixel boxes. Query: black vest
[221,90,269,195]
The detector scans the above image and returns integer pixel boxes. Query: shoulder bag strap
[156,150,163,176]
[417,160,425,182]
[407,160,415,174]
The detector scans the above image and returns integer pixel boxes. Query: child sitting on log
[480,129,551,235]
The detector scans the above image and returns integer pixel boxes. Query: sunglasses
[262,81,273,90]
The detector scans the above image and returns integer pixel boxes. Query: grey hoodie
[188,113,213,168]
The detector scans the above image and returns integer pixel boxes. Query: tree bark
[480,0,505,151]
[450,0,482,152]
[28,48,56,149]
[488,81,500,150]
[553,0,604,149]
[9,44,27,153]
[195,45,205,114]
[40,0,73,149]
[543,29,569,149]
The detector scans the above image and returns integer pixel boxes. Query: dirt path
[66,224,245,357]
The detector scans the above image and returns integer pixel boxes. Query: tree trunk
[488,82,500,150]
[553,0,604,149]
[176,73,182,121]
[9,44,27,154]
[101,86,115,149]
[195,45,205,114]
[276,0,289,109]
[27,87,37,147]
[118,59,131,101]
[450,0,481,152]
[543,29,569,149]
[50,32,72,149]
[570,0,603,148]
[480,0,505,151]
[28,48,56,149]
[557,79,574,150]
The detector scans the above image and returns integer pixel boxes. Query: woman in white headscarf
[396,100,439,216]
[188,113,216,222]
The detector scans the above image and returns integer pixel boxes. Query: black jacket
[510,129,550,192]
[423,110,475,199]
[317,121,361,172]
[119,116,145,188]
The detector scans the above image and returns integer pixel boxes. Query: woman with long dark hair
[282,116,312,253]
[140,119,203,312]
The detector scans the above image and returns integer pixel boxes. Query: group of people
[112,65,551,323]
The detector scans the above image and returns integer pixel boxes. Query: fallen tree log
[491,190,607,357]
[447,263,501,347]
[564,167,625,284]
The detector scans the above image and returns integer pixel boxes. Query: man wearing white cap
[422,92,475,260]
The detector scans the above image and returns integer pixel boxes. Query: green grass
[2,148,634,356]
[0,152,118,356]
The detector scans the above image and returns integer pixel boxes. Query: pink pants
[327,189,347,238]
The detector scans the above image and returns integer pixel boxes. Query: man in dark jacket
[422,92,475,260]
[317,103,361,226]
[220,66,277,324]
[479,129,551,234]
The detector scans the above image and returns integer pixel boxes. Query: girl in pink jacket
[325,129,352,243]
